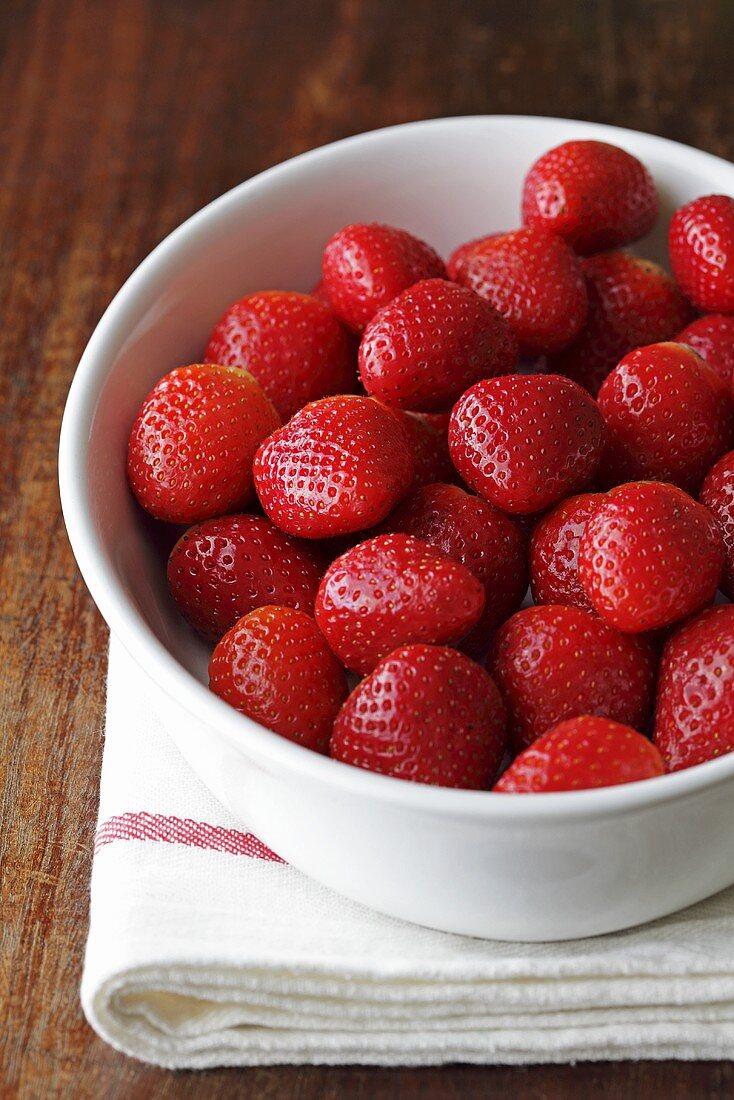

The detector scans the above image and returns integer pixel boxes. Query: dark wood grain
[3,0,734,1095]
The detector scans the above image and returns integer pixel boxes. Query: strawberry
[487,605,656,751]
[203,290,357,420]
[208,606,348,753]
[385,482,527,652]
[167,514,324,641]
[446,226,587,355]
[521,139,658,255]
[597,342,734,493]
[390,409,455,489]
[314,533,485,675]
[529,492,604,610]
[654,605,734,771]
[549,251,694,395]
[322,222,446,331]
[127,364,280,524]
[494,716,663,793]
[669,194,734,313]
[331,644,507,789]
[358,278,518,411]
[448,374,605,514]
[579,481,724,633]
[699,450,734,598]
[253,395,414,538]
[677,313,734,385]
[310,279,332,305]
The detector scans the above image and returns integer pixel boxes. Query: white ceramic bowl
[59,116,734,941]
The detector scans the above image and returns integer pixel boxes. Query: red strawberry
[521,139,658,255]
[579,481,724,633]
[446,226,587,355]
[167,514,324,641]
[529,492,604,610]
[700,450,734,598]
[358,278,518,411]
[677,313,734,385]
[487,605,656,751]
[494,716,663,793]
[331,644,507,789]
[669,194,734,312]
[654,605,734,771]
[127,364,280,524]
[549,251,694,395]
[314,533,484,675]
[448,374,605,514]
[322,222,446,331]
[208,606,348,753]
[203,290,357,421]
[310,279,332,305]
[385,482,527,652]
[597,342,734,493]
[393,410,455,488]
[253,395,414,538]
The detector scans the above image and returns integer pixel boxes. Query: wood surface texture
[3,0,734,1095]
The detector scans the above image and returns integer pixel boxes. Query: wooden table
[4,0,734,1094]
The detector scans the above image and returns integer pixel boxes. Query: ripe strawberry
[597,342,734,493]
[322,222,446,331]
[529,492,604,610]
[669,194,734,312]
[487,605,656,751]
[127,364,280,524]
[310,279,332,305]
[358,278,518,411]
[448,374,605,514]
[699,450,734,598]
[446,226,587,355]
[167,514,324,641]
[654,606,734,771]
[677,313,734,385]
[393,410,455,488]
[331,644,507,789]
[385,482,527,652]
[494,716,663,793]
[315,533,485,675]
[253,395,414,538]
[208,606,348,753]
[549,251,694,395]
[579,481,724,633]
[203,290,357,420]
[521,139,658,255]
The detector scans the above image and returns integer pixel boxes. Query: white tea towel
[82,636,734,1068]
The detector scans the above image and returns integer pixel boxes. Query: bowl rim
[58,113,734,822]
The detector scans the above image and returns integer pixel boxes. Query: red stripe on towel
[94,811,285,862]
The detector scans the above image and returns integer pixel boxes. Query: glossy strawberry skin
[677,314,734,386]
[521,139,658,255]
[494,716,663,793]
[529,493,604,611]
[208,606,348,753]
[396,410,455,489]
[447,226,587,355]
[127,364,280,525]
[487,605,656,752]
[314,533,485,675]
[448,374,605,514]
[654,606,734,771]
[331,644,507,789]
[358,278,518,412]
[549,252,694,396]
[385,482,528,652]
[597,342,734,493]
[669,195,734,313]
[700,451,734,598]
[579,481,724,634]
[253,395,415,539]
[167,514,324,641]
[322,222,446,332]
[203,290,357,420]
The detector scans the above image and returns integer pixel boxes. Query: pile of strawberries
[127,138,734,795]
